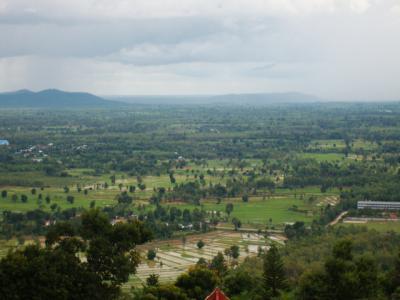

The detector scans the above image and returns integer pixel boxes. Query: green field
[308,139,346,150]
[0,177,334,226]
[300,152,345,162]
[339,222,400,233]
[0,168,229,212]
[168,197,316,226]
[0,163,336,230]
[308,139,377,152]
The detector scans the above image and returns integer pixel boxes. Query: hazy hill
[0,89,120,108]
[107,92,321,105]
[0,90,322,107]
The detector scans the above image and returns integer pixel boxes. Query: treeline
[148,176,275,205]
[2,103,400,176]
[0,202,213,240]
[103,204,211,239]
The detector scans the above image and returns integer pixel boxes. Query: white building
[357,201,400,210]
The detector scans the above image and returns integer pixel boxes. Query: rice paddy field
[123,230,283,289]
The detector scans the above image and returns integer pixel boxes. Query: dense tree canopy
[0,209,152,300]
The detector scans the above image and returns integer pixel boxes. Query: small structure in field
[358,201,400,210]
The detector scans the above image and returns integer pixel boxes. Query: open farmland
[2,103,400,299]
[338,221,400,233]
[172,197,315,227]
[0,174,339,228]
[124,230,282,289]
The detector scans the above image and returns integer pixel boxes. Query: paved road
[329,211,348,226]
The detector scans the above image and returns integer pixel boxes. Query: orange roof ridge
[205,287,230,300]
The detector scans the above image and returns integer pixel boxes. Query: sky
[0,0,400,100]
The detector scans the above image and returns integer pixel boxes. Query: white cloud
[349,0,371,14]
[0,0,399,100]
[391,4,400,15]
[0,1,7,13]
[0,0,381,20]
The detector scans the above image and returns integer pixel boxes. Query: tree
[16,235,25,246]
[0,244,110,300]
[110,175,116,185]
[31,188,36,195]
[116,192,133,204]
[232,217,241,231]
[297,240,379,300]
[67,195,74,204]
[197,240,205,249]
[263,244,286,298]
[146,274,159,286]
[284,221,307,240]
[389,250,400,296]
[80,209,152,285]
[181,235,187,249]
[0,209,152,299]
[140,284,188,300]
[242,194,249,202]
[63,186,69,193]
[223,259,264,299]
[175,266,218,300]
[20,194,28,203]
[1,190,7,198]
[147,249,157,260]
[209,252,227,277]
[169,172,176,184]
[229,245,240,259]
[225,203,234,217]
[139,183,146,191]
[196,258,207,268]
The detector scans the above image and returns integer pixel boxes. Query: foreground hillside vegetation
[1,102,400,299]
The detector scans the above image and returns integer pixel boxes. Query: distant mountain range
[0,89,120,108]
[107,92,322,105]
[0,89,322,108]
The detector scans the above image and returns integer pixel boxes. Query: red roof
[205,288,230,300]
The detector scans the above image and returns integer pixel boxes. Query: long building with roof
[357,201,400,210]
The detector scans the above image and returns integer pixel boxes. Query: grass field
[300,152,345,162]
[308,139,377,152]
[0,158,339,231]
[339,221,400,233]
[308,139,346,150]
[0,186,118,212]
[168,196,316,227]
[0,169,336,229]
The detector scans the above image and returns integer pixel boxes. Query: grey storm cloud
[0,0,400,100]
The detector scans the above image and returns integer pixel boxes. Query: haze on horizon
[0,0,400,101]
